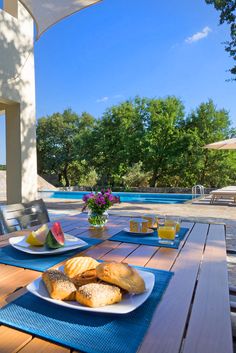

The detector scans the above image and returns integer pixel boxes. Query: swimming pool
[40,191,193,204]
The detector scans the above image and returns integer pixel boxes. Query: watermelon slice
[46,222,65,249]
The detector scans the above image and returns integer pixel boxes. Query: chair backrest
[0,199,50,234]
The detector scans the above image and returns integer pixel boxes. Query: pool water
[40,191,193,204]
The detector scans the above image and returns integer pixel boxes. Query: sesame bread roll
[42,269,76,301]
[76,283,122,308]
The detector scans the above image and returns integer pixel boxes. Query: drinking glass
[158,216,166,227]
[164,216,181,236]
[158,225,176,245]
[175,217,181,235]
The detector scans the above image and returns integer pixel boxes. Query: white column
[5,101,37,204]
[5,104,22,203]
[1,1,37,204]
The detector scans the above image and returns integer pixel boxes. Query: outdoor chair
[0,199,50,234]
[210,187,236,204]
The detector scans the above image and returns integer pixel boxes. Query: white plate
[9,234,88,255]
[123,228,154,235]
[27,266,155,314]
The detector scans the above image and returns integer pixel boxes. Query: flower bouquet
[82,189,120,227]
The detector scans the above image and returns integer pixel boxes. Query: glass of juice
[165,217,181,236]
[175,217,181,235]
[158,225,176,245]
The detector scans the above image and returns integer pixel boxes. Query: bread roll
[72,269,98,288]
[76,283,122,308]
[96,262,146,294]
[42,269,76,300]
[64,256,99,278]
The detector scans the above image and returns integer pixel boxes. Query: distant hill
[0,171,56,195]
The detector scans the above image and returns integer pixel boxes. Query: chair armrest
[231,301,236,313]
[227,249,236,255]
[230,286,236,295]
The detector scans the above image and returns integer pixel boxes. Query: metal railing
[192,185,205,199]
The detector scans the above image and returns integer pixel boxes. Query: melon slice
[26,224,49,246]
[46,222,65,249]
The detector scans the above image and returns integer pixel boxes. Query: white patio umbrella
[19,0,102,39]
[204,138,236,150]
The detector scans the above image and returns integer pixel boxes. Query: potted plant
[82,189,120,227]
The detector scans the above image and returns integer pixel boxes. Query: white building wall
[0,0,37,203]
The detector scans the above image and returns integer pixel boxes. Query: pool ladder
[192,185,205,199]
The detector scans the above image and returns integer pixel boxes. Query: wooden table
[0,213,233,353]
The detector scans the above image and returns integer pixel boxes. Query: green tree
[181,100,236,187]
[205,0,236,78]
[122,162,151,188]
[67,160,98,188]
[88,98,147,186]
[36,98,236,189]
[143,96,185,187]
[37,109,95,186]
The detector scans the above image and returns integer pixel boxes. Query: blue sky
[0,0,235,164]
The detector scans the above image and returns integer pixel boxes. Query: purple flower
[82,193,95,202]
[82,189,121,213]
[95,196,105,206]
[108,194,114,202]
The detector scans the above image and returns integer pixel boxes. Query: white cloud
[96,94,124,103]
[113,94,124,99]
[96,96,109,103]
[185,26,212,44]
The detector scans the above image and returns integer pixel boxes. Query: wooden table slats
[17,337,70,353]
[182,224,233,353]
[138,223,210,353]
[146,221,194,270]
[0,326,32,353]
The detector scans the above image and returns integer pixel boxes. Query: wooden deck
[0,213,233,353]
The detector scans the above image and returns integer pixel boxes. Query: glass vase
[88,210,109,228]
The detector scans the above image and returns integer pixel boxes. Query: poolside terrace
[3,192,236,286]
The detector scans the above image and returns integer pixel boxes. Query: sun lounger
[210,188,236,204]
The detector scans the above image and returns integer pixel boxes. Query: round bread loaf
[96,262,146,294]
[64,256,99,278]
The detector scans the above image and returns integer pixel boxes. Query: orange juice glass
[165,218,181,235]
[158,226,176,245]
[175,222,181,233]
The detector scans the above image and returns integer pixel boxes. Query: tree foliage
[37,109,95,186]
[122,162,152,188]
[36,98,236,188]
[205,0,236,78]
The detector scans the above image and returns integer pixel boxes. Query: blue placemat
[0,237,102,272]
[109,227,189,249]
[0,266,173,353]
